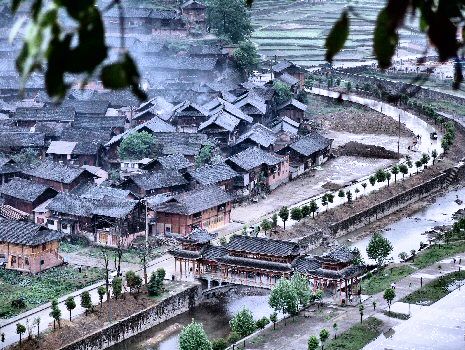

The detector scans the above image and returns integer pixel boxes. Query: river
[111,292,274,350]
[346,186,465,263]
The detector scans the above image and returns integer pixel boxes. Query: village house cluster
[0,1,333,273]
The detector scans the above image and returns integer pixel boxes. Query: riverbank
[6,281,199,350]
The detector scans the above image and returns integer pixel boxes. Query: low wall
[329,171,451,237]
[59,284,200,350]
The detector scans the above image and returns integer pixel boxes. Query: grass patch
[361,265,415,295]
[326,317,383,350]
[401,270,465,306]
[0,266,105,319]
[381,310,410,320]
[413,242,465,269]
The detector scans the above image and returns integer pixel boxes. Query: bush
[256,316,270,329]
[227,331,242,344]
[230,308,256,338]
[11,298,26,309]
[211,338,228,350]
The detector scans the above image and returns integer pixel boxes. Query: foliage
[227,331,241,344]
[118,131,156,160]
[375,169,386,183]
[179,320,212,350]
[233,40,260,75]
[278,206,289,229]
[273,81,293,105]
[65,296,76,321]
[271,213,278,228]
[351,247,365,266]
[324,317,383,350]
[320,328,330,348]
[260,219,272,234]
[366,232,393,267]
[255,316,270,329]
[10,0,146,100]
[0,266,104,319]
[269,311,277,329]
[307,335,319,350]
[361,265,414,295]
[413,241,465,268]
[81,291,93,315]
[11,148,40,165]
[337,189,345,198]
[401,270,465,305]
[346,190,353,203]
[290,207,302,221]
[206,0,253,43]
[230,308,256,338]
[301,205,310,218]
[195,145,215,167]
[398,252,408,261]
[399,164,409,178]
[50,299,61,329]
[16,322,26,344]
[290,273,312,306]
[147,269,165,296]
[383,288,396,312]
[269,278,299,317]
[97,286,106,307]
[211,338,228,350]
[324,10,349,63]
[296,90,308,104]
[309,200,319,218]
[112,277,123,300]
[126,271,143,294]
[369,175,376,187]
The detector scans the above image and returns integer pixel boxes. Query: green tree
[346,190,353,203]
[385,172,391,186]
[233,41,260,75]
[290,207,303,221]
[65,296,76,321]
[367,232,393,267]
[338,189,345,199]
[301,205,311,218]
[369,175,376,187]
[112,277,123,300]
[384,288,396,315]
[398,252,408,262]
[211,338,228,350]
[148,269,165,296]
[97,286,106,308]
[314,289,324,309]
[290,273,312,306]
[415,160,423,173]
[12,148,40,165]
[126,271,143,294]
[399,164,409,179]
[321,194,328,210]
[16,323,26,347]
[332,322,338,339]
[420,153,431,168]
[279,206,289,230]
[50,299,61,330]
[80,291,93,315]
[274,81,293,105]
[361,182,367,192]
[375,169,386,183]
[261,219,272,235]
[309,200,319,218]
[206,0,253,43]
[358,304,364,324]
[195,145,215,167]
[431,149,438,164]
[308,335,319,350]
[269,278,299,321]
[270,312,278,330]
[118,131,156,160]
[179,320,212,350]
[391,165,399,183]
[229,308,256,338]
[271,214,278,229]
[319,329,329,350]
[372,300,377,311]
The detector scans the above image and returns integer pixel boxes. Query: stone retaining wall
[59,284,200,350]
[329,171,451,237]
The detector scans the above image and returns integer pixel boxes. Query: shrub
[256,316,270,329]
[211,338,228,350]
[227,331,242,344]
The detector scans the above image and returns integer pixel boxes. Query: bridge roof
[226,236,300,257]
[217,255,293,273]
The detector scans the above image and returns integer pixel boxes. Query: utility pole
[144,198,149,248]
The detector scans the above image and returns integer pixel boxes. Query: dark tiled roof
[145,193,174,209]
[277,98,307,112]
[199,112,240,132]
[13,107,75,122]
[169,249,201,259]
[227,147,283,171]
[61,100,109,115]
[140,56,218,72]
[0,217,66,245]
[226,236,300,257]
[234,95,267,115]
[200,245,228,260]
[47,192,137,219]
[74,116,125,130]
[180,228,214,244]
[0,156,17,174]
[149,9,179,19]
[157,185,233,215]
[235,124,277,148]
[272,60,293,73]
[34,122,67,138]
[189,163,238,186]
[172,100,209,118]
[76,184,132,200]
[157,154,193,170]
[181,0,207,9]
[129,170,188,191]
[22,161,92,184]
[217,255,293,272]
[0,132,45,148]
[292,255,365,279]
[289,132,333,157]
[277,73,299,86]
[318,246,356,264]
[61,128,111,155]
[203,97,253,123]
[0,178,55,202]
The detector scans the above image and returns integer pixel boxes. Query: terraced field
[250,0,424,67]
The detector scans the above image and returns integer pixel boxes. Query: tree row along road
[0,254,175,349]
[215,88,443,242]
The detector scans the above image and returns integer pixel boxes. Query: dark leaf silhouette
[325,10,349,64]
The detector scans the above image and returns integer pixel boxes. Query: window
[25,257,29,266]
[11,255,16,264]
[40,259,44,265]
[62,223,68,230]
[165,225,172,234]
[193,212,202,219]
[37,217,44,224]
[47,219,55,226]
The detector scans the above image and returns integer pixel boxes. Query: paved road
[0,254,175,349]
